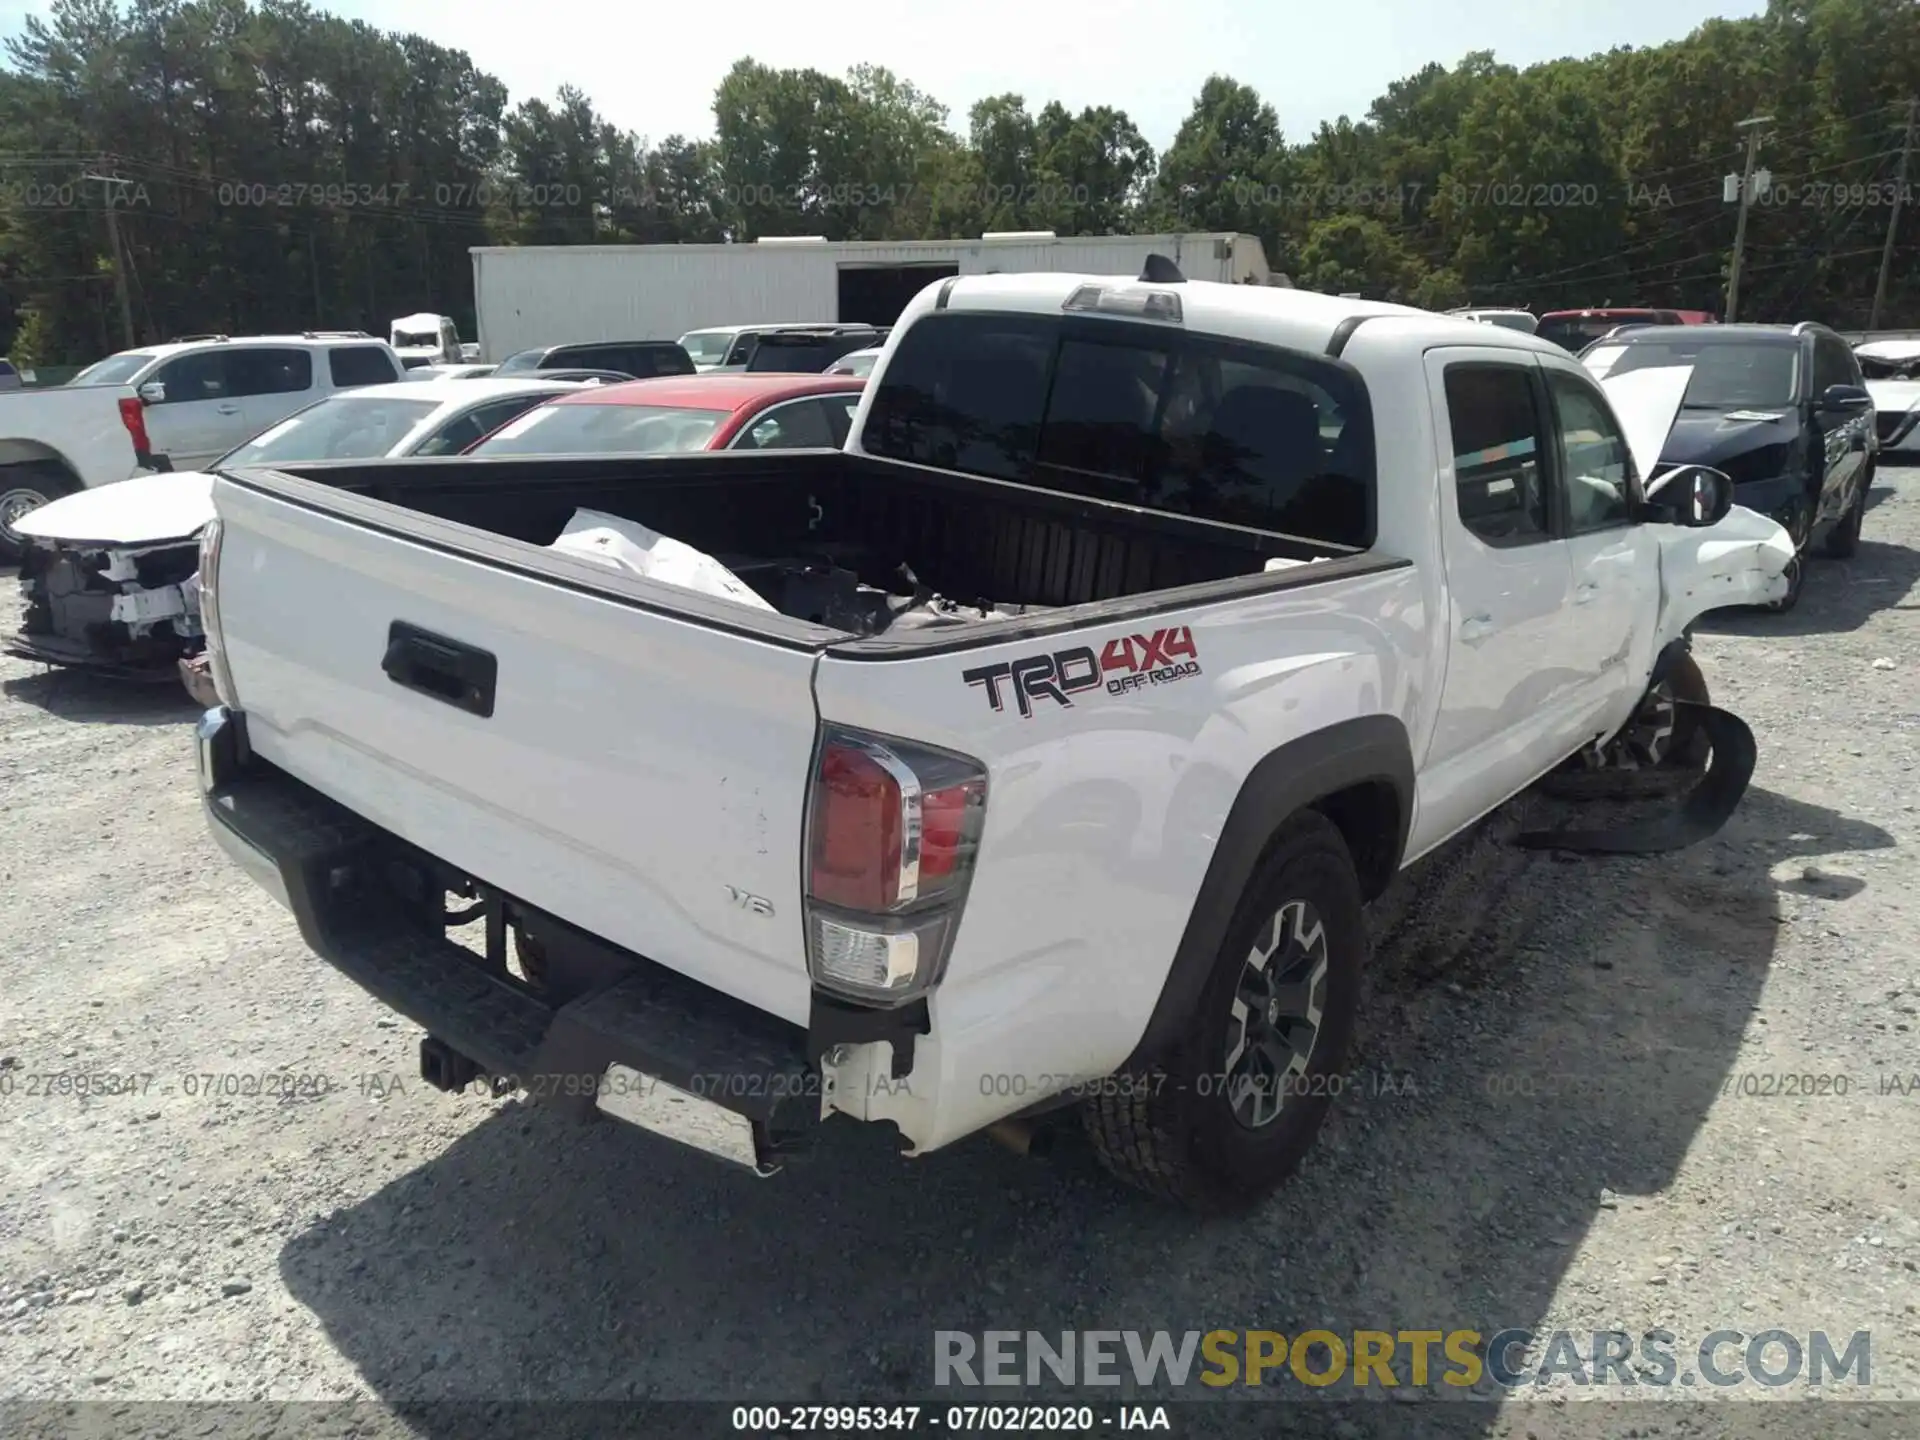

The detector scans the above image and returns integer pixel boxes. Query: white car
[1854,338,1920,455]
[822,346,883,377]
[194,265,1792,1213]
[6,378,578,677]
[66,332,410,474]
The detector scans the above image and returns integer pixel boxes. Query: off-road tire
[1083,810,1365,1213]
[1538,653,1711,801]
[1823,464,1870,559]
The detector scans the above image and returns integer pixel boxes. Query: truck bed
[232,449,1389,655]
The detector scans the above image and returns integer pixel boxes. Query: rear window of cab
[860,310,1376,549]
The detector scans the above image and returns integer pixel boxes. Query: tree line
[0,0,1916,364]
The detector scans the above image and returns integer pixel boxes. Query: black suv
[1579,322,1876,611]
[494,340,694,379]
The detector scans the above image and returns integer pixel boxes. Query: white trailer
[469,232,1282,362]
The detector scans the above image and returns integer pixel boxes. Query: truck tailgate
[211,477,821,1025]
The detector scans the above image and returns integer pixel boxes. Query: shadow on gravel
[0,666,199,727]
[277,783,1892,1438]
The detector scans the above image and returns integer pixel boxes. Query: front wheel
[1083,810,1365,1213]
[1758,497,1813,614]
[1823,464,1870,559]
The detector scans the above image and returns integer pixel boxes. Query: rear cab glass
[860,311,1376,548]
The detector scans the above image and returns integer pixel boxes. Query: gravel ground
[2,469,1918,1439]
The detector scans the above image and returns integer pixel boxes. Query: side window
[734,399,836,450]
[225,347,312,397]
[329,346,400,388]
[413,410,489,457]
[150,350,232,403]
[1443,364,1549,545]
[1547,369,1635,533]
[1813,335,1857,394]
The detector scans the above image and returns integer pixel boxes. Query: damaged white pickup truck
[194,265,1793,1211]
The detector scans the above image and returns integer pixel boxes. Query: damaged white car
[1854,337,1920,456]
[5,377,581,685]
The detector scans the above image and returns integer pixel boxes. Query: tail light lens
[118,396,151,457]
[196,518,238,708]
[805,727,987,1006]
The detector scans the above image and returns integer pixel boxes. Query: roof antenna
[1140,254,1185,283]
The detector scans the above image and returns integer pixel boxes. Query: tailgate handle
[382,622,497,718]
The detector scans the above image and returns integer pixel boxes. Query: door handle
[1460,614,1497,644]
[216,402,240,415]
[1574,581,1600,605]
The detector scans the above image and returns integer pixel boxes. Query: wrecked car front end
[7,536,204,678]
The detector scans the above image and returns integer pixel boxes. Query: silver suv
[67,331,407,471]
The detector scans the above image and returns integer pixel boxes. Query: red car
[1536,307,1717,352]
[468,372,866,456]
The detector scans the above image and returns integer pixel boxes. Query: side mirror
[1646,464,1734,527]
[1821,383,1872,413]
[137,380,166,405]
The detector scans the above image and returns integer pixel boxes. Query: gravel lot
[2,469,1918,1438]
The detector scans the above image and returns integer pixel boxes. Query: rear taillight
[196,518,238,708]
[118,396,150,457]
[804,727,987,1006]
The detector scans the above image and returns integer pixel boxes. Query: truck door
[1536,357,1661,746]
[1414,348,1581,850]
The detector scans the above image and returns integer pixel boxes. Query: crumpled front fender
[1654,503,1795,648]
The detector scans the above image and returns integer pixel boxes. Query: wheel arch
[0,438,84,487]
[1116,713,1414,1072]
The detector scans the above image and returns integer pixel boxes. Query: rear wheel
[0,462,78,563]
[1083,811,1365,1213]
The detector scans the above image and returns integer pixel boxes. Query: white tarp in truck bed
[548,509,774,612]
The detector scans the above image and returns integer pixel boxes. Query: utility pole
[1870,97,1918,331]
[81,172,136,348]
[1725,116,1774,324]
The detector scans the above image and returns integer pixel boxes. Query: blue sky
[0,0,1765,149]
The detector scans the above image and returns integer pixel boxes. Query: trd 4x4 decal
[963,626,1202,718]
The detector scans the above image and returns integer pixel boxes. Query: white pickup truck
[194,266,1793,1211]
[0,383,149,560]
